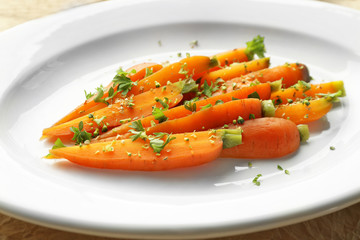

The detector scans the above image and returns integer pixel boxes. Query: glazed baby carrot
[42,82,184,141]
[146,98,262,135]
[200,57,270,86]
[48,129,243,171]
[96,83,271,141]
[274,92,343,124]
[209,63,310,97]
[220,117,305,159]
[130,56,216,94]
[54,62,163,126]
[209,35,266,71]
[271,80,345,104]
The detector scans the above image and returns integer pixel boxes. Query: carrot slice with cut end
[220,118,300,159]
[146,99,262,135]
[42,83,184,141]
[130,56,213,94]
[49,131,224,171]
[200,58,270,86]
[271,80,345,104]
[274,98,333,124]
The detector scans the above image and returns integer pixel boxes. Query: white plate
[0,0,360,238]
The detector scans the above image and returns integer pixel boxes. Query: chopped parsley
[200,103,212,110]
[129,120,147,141]
[244,35,266,60]
[189,40,198,48]
[247,91,260,99]
[252,174,262,186]
[70,121,92,145]
[52,138,66,149]
[84,90,94,100]
[149,133,176,153]
[145,67,153,77]
[184,98,198,112]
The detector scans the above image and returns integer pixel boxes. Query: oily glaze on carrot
[49,131,224,171]
[200,58,270,86]
[220,118,300,159]
[224,63,310,92]
[42,83,183,141]
[274,98,333,124]
[96,83,271,141]
[271,80,345,104]
[130,56,214,94]
[275,98,333,124]
[146,99,262,135]
[53,63,163,126]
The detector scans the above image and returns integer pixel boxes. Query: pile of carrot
[43,36,346,171]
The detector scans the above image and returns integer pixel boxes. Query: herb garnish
[70,121,92,145]
[252,174,262,186]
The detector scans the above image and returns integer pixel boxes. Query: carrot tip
[40,135,48,140]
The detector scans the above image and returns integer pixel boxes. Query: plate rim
[1,0,360,238]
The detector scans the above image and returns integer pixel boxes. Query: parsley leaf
[152,97,169,123]
[84,90,94,100]
[129,120,147,141]
[149,133,176,153]
[244,35,266,60]
[145,67,153,77]
[247,91,260,99]
[202,81,219,98]
[200,103,212,110]
[184,98,198,112]
[93,86,108,105]
[52,138,66,149]
[152,107,168,123]
[70,121,92,145]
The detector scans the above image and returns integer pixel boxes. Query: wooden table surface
[0,0,359,239]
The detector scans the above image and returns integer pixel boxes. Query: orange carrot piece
[147,99,262,135]
[274,98,333,124]
[220,63,310,94]
[271,80,345,104]
[209,48,249,72]
[220,118,300,159]
[200,58,270,86]
[49,130,224,171]
[130,56,213,94]
[53,63,163,126]
[42,83,183,140]
[96,83,271,141]
[126,62,163,82]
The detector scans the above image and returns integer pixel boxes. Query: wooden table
[0,0,359,239]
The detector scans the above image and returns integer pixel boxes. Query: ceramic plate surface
[0,0,360,238]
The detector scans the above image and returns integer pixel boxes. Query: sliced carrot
[49,130,226,171]
[274,98,333,124]
[53,63,163,126]
[271,80,345,104]
[220,117,300,159]
[126,62,163,82]
[219,63,310,95]
[96,83,271,141]
[146,99,262,135]
[213,48,249,70]
[200,58,270,86]
[193,35,266,75]
[130,56,214,94]
[42,83,184,141]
